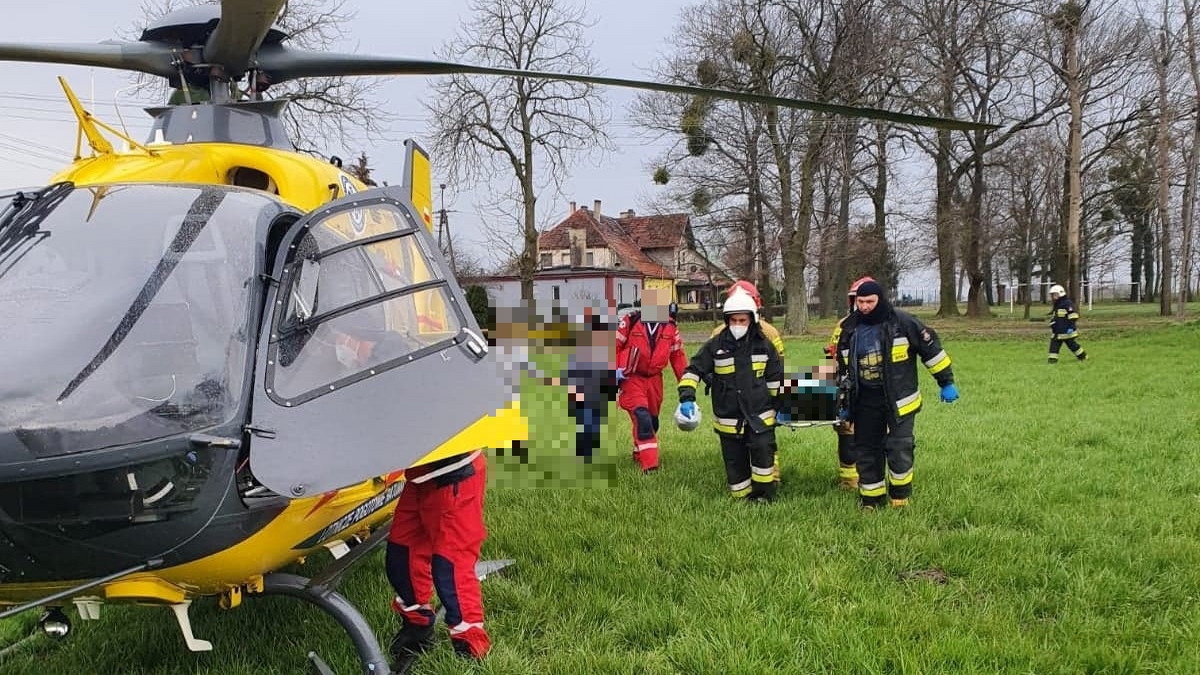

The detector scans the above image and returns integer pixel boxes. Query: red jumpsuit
[616,312,688,472]
[385,450,490,658]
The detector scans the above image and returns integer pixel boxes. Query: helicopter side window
[268,202,465,404]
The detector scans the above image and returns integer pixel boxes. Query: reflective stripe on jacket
[681,325,782,435]
[835,309,954,420]
[1049,297,1081,339]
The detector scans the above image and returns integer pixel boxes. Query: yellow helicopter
[0,1,990,673]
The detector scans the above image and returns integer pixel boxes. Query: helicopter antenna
[112,83,141,149]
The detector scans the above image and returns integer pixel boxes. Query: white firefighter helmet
[1049,284,1065,297]
[674,404,702,431]
[722,290,758,323]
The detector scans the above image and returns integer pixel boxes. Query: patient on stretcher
[777,362,840,423]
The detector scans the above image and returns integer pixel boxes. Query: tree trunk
[1156,31,1174,316]
[1143,216,1156,301]
[965,154,989,316]
[1065,18,1084,304]
[935,126,960,316]
[766,100,798,332]
[784,123,827,335]
[833,122,855,307]
[519,90,538,303]
[1181,122,1199,317]
[1131,215,1145,302]
[871,122,894,291]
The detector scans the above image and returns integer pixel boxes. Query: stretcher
[776,376,847,431]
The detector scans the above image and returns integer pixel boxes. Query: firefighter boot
[890,498,909,509]
[838,463,859,491]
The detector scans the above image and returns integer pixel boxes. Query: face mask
[729,325,748,340]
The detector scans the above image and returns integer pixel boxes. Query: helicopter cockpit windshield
[0,183,287,461]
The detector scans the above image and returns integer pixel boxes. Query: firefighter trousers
[852,388,915,506]
[385,454,490,657]
[1048,337,1086,361]
[718,430,778,500]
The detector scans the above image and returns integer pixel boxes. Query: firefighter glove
[940,383,959,403]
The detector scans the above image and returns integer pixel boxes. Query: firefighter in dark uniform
[824,276,875,491]
[385,449,491,661]
[676,292,784,502]
[1047,284,1088,363]
[835,281,958,510]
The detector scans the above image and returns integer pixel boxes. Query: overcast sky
[0,1,695,266]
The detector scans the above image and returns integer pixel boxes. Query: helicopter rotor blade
[204,0,287,79]
[256,48,995,131]
[0,41,178,79]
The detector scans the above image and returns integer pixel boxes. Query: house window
[539,253,552,267]
[586,252,594,266]
[553,285,560,300]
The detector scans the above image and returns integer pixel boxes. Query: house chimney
[620,209,636,219]
[593,199,601,218]
[569,200,576,214]
[568,224,587,268]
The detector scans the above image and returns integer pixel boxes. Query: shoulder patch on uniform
[921,329,931,342]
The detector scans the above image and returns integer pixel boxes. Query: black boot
[389,621,436,659]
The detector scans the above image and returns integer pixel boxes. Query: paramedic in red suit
[385,449,490,661]
[616,287,688,473]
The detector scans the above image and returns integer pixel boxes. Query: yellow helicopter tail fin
[403,139,434,234]
[399,139,453,338]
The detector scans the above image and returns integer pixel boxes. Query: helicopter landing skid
[257,535,515,675]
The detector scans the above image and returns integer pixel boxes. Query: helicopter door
[248,186,507,496]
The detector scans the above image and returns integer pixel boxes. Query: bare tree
[126,0,392,155]
[1180,0,1200,315]
[1152,6,1175,316]
[426,0,611,301]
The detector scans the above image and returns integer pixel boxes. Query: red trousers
[385,454,490,657]
[619,373,664,471]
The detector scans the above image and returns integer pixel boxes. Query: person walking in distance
[1047,284,1088,364]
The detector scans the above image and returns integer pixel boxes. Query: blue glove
[837,407,850,421]
[615,367,626,384]
[940,383,959,403]
[680,401,696,418]
[776,409,792,423]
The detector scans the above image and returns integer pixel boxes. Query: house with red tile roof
[537,200,732,309]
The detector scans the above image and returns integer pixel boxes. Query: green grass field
[3,306,1199,675]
